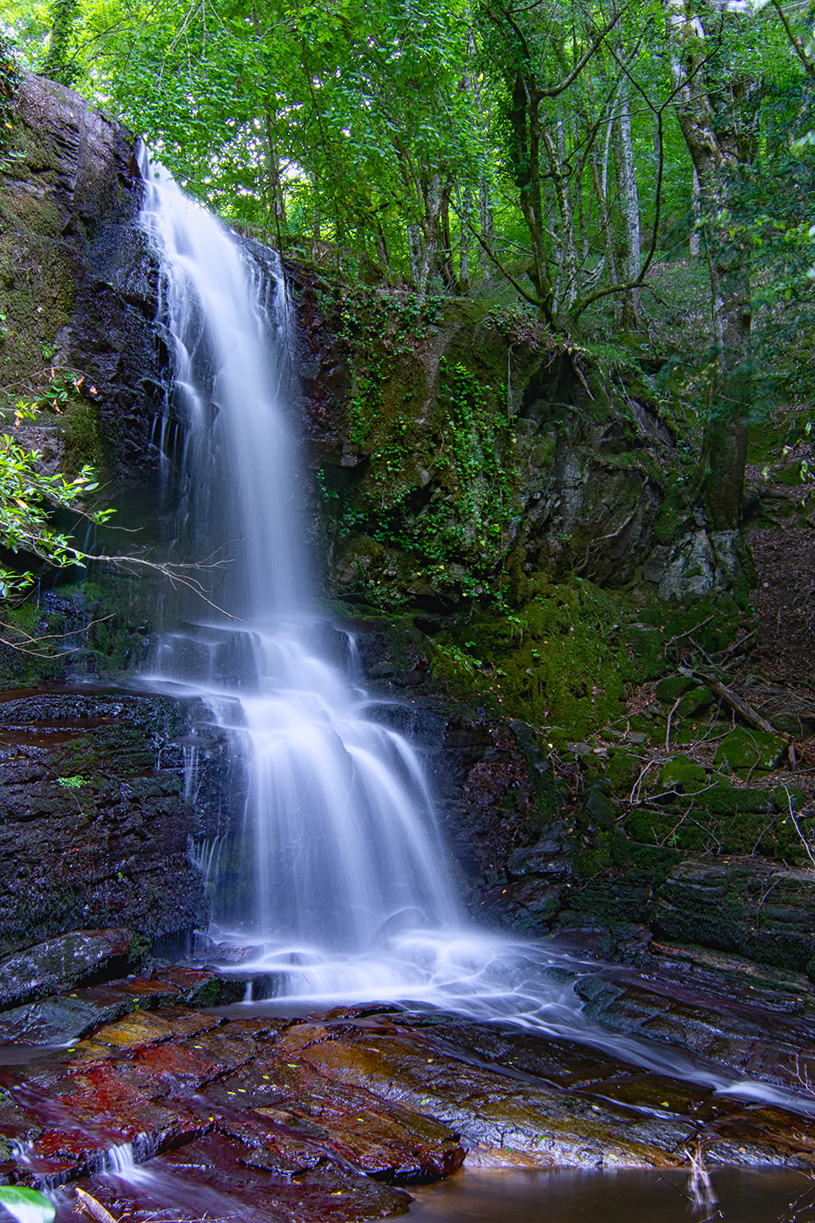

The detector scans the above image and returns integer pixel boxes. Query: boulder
[655,854,815,975]
[714,727,787,776]
[0,928,134,1011]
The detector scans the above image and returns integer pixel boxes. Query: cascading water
[138,154,462,976]
[136,156,815,1125]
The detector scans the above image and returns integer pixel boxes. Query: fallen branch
[684,667,807,768]
[0,614,114,658]
[73,1188,117,1223]
[665,695,682,752]
[689,669,777,736]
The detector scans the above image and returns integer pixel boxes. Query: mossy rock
[701,780,772,815]
[772,785,806,813]
[677,686,714,718]
[626,628,664,679]
[659,756,708,793]
[714,727,786,776]
[605,748,640,792]
[655,676,696,704]
[773,713,815,738]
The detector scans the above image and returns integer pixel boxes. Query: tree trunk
[542,120,578,313]
[667,0,754,530]
[42,0,80,85]
[263,105,287,242]
[510,69,555,321]
[437,186,458,293]
[690,165,701,257]
[589,116,620,318]
[416,172,443,302]
[458,185,472,293]
[614,77,642,329]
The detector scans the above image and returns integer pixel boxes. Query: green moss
[642,595,748,655]
[429,577,646,738]
[655,676,696,703]
[714,727,786,776]
[659,756,708,793]
[625,627,664,680]
[772,785,806,812]
[621,780,813,860]
[652,476,693,543]
[677,686,714,717]
[61,399,107,476]
[605,748,639,791]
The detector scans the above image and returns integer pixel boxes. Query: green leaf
[0,1187,56,1223]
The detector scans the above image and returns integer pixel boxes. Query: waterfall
[138,155,461,968]
[132,154,815,1128]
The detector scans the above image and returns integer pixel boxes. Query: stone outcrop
[0,927,135,1010]
[291,272,673,609]
[1,959,815,1219]
[0,690,207,957]
[1,71,161,483]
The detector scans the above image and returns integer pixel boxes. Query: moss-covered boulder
[714,727,786,776]
[659,756,708,793]
[655,855,815,976]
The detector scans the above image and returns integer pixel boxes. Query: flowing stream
[136,155,815,1133]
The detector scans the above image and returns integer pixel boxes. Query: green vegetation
[1,0,815,622]
[0,1187,55,1223]
[0,430,113,598]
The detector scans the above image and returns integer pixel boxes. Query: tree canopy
[2,0,815,539]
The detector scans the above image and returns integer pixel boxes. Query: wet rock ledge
[1,939,815,1220]
[0,689,208,957]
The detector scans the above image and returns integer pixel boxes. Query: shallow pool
[407,1166,814,1222]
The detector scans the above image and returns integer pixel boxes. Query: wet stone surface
[0,963,814,1220]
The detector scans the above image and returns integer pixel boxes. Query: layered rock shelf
[1,948,815,1221]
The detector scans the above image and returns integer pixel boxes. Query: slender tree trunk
[416,172,443,302]
[614,77,642,328]
[667,0,754,530]
[263,105,287,241]
[458,185,472,293]
[542,121,578,313]
[311,183,321,259]
[375,220,391,277]
[510,69,555,321]
[437,186,458,293]
[407,223,422,284]
[590,117,620,305]
[690,164,701,257]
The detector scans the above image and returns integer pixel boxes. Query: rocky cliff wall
[0,70,161,484]
[291,271,673,611]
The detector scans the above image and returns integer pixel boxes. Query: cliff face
[0,71,161,483]
[291,270,671,612]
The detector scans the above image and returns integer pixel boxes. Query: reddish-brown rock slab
[4,977,815,1222]
[271,1013,815,1170]
[58,1136,412,1223]
[0,967,239,1046]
